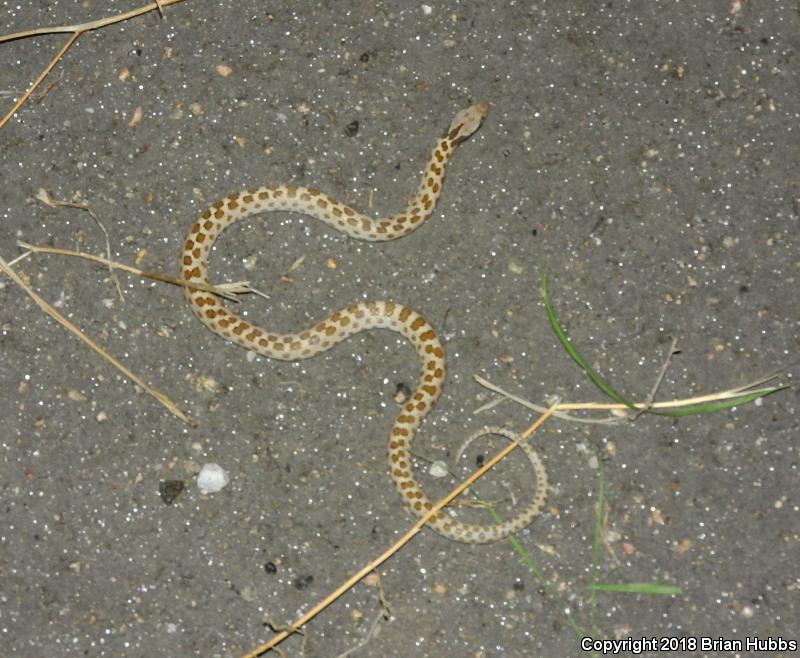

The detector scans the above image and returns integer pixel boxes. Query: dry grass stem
[0,31,78,130]
[474,373,782,419]
[0,254,196,427]
[473,375,621,424]
[240,403,559,657]
[0,0,186,40]
[35,188,124,300]
[7,250,33,268]
[334,610,387,658]
[17,241,247,301]
[631,336,680,420]
[0,0,189,129]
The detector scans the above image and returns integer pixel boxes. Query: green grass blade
[471,493,589,641]
[540,272,637,410]
[655,386,788,417]
[540,272,787,417]
[589,446,605,627]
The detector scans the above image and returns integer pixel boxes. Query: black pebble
[159,480,185,505]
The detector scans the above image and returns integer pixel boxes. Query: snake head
[446,100,490,144]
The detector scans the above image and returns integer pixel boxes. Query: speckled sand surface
[1,2,798,656]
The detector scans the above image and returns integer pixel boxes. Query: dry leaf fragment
[286,255,305,273]
[128,105,143,128]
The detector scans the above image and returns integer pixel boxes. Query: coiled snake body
[182,101,547,543]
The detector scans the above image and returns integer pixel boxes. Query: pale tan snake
[182,101,547,543]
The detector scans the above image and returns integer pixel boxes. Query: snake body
[182,101,547,543]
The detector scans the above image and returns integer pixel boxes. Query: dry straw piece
[0,0,189,129]
[239,403,558,658]
[0,253,196,426]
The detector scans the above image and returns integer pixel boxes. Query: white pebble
[429,461,450,478]
[197,463,230,494]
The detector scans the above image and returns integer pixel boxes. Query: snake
[181,101,547,543]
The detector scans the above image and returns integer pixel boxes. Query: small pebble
[197,463,230,494]
[159,479,185,504]
[429,461,450,478]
